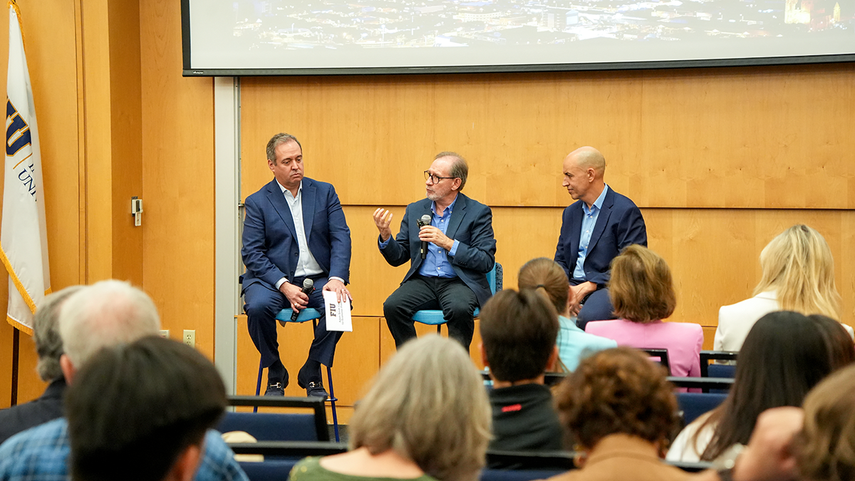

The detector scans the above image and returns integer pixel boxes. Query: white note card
[323,290,352,332]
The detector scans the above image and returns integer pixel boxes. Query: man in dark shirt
[0,285,82,445]
[479,288,563,452]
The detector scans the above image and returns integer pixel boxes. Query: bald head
[59,280,161,370]
[565,146,606,176]
[562,146,606,206]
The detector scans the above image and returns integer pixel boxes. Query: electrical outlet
[159,329,169,339]
[183,330,195,348]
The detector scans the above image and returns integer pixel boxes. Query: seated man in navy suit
[373,152,496,350]
[242,133,352,398]
[554,146,646,329]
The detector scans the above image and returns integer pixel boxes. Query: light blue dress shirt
[556,315,617,371]
[572,184,609,281]
[379,197,460,278]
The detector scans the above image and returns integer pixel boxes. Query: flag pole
[11,328,19,406]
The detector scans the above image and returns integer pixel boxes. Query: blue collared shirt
[417,198,460,278]
[379,198,460,279]
[556,315,617,372]
[573,184,609,281]
[0,418,249,481]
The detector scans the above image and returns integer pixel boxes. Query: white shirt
[274,180,323,289]
[715,291,855,351]
[666,414,717,462]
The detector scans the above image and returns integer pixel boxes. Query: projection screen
[182,0,855,76]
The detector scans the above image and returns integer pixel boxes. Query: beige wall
[1,0,853,414]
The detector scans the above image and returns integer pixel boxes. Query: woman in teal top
[518,258,616,372]
[290,335,491,481]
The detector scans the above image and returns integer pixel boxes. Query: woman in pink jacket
[585,244,703,378]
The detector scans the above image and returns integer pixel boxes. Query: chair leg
[254,358,264,413]
[326,365,339,442]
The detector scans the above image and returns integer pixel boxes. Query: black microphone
[417,214,432,259]
[290,278,315,321]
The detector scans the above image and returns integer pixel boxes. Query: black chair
[218,395,330,442]
[699,350,737,378]
[676,392,729,425]
[668,377,733,426]
[233,442,347,481]
[667,376,734,391]
[641,348,671,375]
[486,450,574,470]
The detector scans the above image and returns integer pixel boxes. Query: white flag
[0,2,50,334]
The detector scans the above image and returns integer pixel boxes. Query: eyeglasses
[424,171,455,183]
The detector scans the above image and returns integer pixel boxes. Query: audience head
[556,347,678,452]
[609,245,676,323]
[797,363,855,481]
[699,311,848,460]
[755,224,841,319]
[33,285,84,382]
[808,314,855,370]
[518,257,570,316]
[58,280,160,380]
[479,288,559,382]
[349,335,490,481]
[66,336,226,481]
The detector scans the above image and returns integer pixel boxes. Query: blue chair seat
[275,307,322,324]
[413,307,480,325]
[676,392,728,425]
[413,263,500,332]
[218,412,320,442]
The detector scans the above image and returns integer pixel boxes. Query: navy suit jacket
[242,178,351,289]
[554,187,646,287]
[379,194,496,307]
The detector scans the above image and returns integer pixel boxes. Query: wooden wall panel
[140,0,216,357]
[107,0,143,286]
[240,65,855,209]
[640,65,855,209]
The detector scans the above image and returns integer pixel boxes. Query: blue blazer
[242,178,351,289]
[379,194,496,307]
[554,187,646,287]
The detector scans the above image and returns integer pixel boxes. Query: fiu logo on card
[6,98,37,199]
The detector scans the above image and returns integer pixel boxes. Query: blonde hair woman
[715,224,852,352]
[289,335,491,481]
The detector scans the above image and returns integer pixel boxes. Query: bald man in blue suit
[555,146,647,329]
[242,133,351,398]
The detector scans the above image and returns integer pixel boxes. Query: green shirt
[290,456,439,481]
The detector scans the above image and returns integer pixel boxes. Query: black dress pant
[244,276,342,372]
[383,275,478,349]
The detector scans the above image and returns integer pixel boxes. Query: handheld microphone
[290,278,315,321]
[418,214,432,259]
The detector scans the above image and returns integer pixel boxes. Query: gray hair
[435,151,468,191]
[266,133,302,162]
[58,280,161,368]
[34,285,85,381]
[349,335,491,481]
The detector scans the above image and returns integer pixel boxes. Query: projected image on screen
[185,0,854,73]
